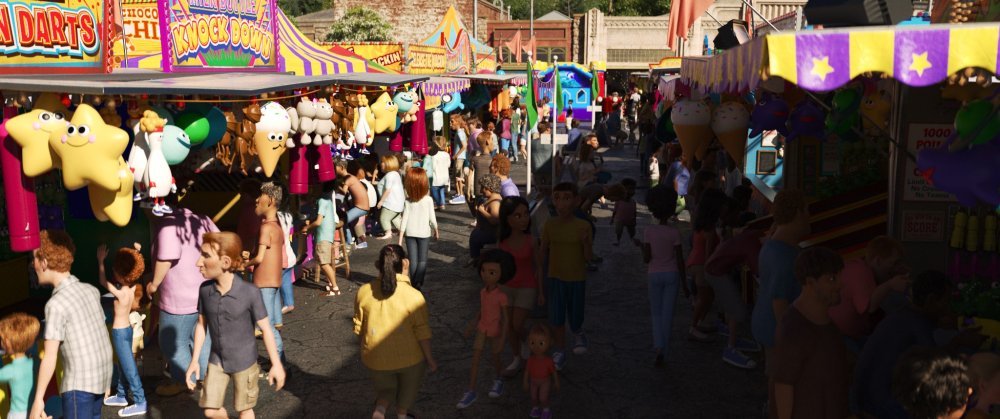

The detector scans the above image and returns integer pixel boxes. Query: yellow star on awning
[909,52,932,77]
[810,56,835,81]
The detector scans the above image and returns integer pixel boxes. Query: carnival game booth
[534,62,606,123]
[678,22,1000,332]
[420,6,496,76]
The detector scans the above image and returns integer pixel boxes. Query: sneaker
[688,327,713,343]
[488,379,504,398]
[119,402,148,417]
[456,390,477,409]
[573,333,589,355]
[375,233,392,240]
[530,406,542,418]
[503,356,522,377]
[541,408,553,419]
[103,395,128,407]
[723,347,757,369]
[552,351,566,371]
[354,241,369,250]
[735,337,762,353]
[449,195,467,205]
[155,382,187,397]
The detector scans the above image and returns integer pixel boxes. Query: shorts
[315,241,333,265]
[474,330,504,352]
[453,158,465,178]
[200,362,260,412]
[502,285,538,310]
[369,362,427,410]
[704,272,747,323]
[545,278,586,332]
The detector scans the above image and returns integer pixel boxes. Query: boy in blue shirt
[0,313,40,419]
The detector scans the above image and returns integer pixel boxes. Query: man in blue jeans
[31,230,113,419]
[148,204,217,397]
[337,161,371,249]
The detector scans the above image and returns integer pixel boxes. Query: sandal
[324,285,342,296]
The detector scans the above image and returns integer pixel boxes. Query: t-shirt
[828,259,878,339]
[854,306,936,416]
[543,217,592,281]
[666,161,691,196]
[500,178,520,198]
[400,195,437,239]
[511,111,522,133]
[377,171,405,213]
[526,356,556,380]
[751,240,802,348]
[472,154,493,194]
[155,208,220,315]
[706,229,765,276]
[613,200,637,226]
[315,196,337,243]
[360,178,378,208]
[0,357,34,413]
[644,224,682,274]
[253,220,284,289]
[431,151,451,187]
[198,278,268,373]
[453,129,468,160]
[478,287,509,337]
[500,237,538,289]
[770,306,850,419]
[501,118,512,139]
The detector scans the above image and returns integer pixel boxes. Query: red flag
[666,0,715,50]
[504,30,523,63]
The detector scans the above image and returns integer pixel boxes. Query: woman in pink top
[497,196,544,377]
[499,110,513,157]
[642,186,685,367]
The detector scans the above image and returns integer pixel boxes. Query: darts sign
[158,0,278,72]
[0,0,114,74]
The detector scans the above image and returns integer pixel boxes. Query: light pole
[530,0,534,36]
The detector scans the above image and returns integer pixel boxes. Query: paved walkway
[124,145,766,419]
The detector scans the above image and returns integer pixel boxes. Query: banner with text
[408,44,446,75]
[339,43,402,72]
[157,0,278,72]
[113,0,161,67]
[0,0,112,74]
[904,123,956,202]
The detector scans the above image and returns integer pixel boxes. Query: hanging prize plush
[394,90,418,124]
[254,102,291,178]
[711,101,751,166]
[670,98,713,163]
[916,142,1000,208]
[287,97,317,146]
[4,93,71,177]
[216,111,239,169]
[786,100,827,144]
[441,92,465,113]
[139,113,177,216]
[748,93,790,139]
[128,110,165,201]
[313,99,336,145]
[331,94,354,160]
[825,88,862,141]
[351,93,376,154]
[100,97,122,128]
[954,100,1000,147]
[160,125,192,165]
[860,89,891,138]
[236,103,262,175]
[371,92,400,134]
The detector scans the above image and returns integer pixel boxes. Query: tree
[325,6,393,42]
[278,0,326,17]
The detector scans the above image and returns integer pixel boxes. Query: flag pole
[551,55,558,186]
[526,52,533,196]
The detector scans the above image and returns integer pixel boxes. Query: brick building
[487,11,573,65]
[295,0,506,43]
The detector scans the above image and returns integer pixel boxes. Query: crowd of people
[0,86,998,419]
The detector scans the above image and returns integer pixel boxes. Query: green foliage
[325,6,393,42]
[278,0,326,17]
[506,0,668,19]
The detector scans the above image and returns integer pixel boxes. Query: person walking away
[0,313,39,419]
[336,160,371,249]
[300,181,341,296]
[428,136,452,210]
[242,182,287,362]
[641,186,686,367]
[375,155,405,240]
[498,197,544,377]
[468,175,504,263]
[354,245,437,419]
[29,230,113,419]
[97,245,148,417]
[398,167,439,289]
[186,232,285,419]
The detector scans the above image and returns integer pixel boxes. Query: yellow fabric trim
[948,26,1000,76]
[766,34,798,85]
[849,30,895,78]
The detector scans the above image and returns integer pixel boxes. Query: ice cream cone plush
[711,102,750,167]
[254,102,291,177]
[671,99,713,163]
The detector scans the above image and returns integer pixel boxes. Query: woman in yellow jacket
[354,244,438,419]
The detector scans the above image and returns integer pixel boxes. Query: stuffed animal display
[254,102,292,177]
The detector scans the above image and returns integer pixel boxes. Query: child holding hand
[0,313,39,419]
[97,243,148,417]
[457,249,516,409]
[523,324,559,419]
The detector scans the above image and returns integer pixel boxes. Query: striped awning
[421,77,471,97]
[276,9,368,75]
[681,22,1000,93]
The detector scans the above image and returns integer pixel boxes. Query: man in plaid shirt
[30,230,113,419]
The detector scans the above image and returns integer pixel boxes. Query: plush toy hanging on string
[916,141,1000,209]
[331,94,355,160]
[371,92,400,134]
[825,88,862,141]
[128,110,163,201]
[394,90,418,124]
[748,93,790,139]
[287,96,336,194]
[860,89,891,138]
[352,93,376,154]
[786,100,827,144]
[954,99,1000,147]
[711,101,750,166]
[140,114,178,216]
[216,111,239,170]
[670,98,713,163]
[254,102,291,178]
[235,102,261,175]
[287,97,317,146]
[441,92,465,113]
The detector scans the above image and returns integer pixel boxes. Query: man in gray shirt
[30,230,113,419]
[186,231,285,419]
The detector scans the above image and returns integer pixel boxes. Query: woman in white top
[428,136,453,210]
[376,155,406,240]
[398,167,439,289]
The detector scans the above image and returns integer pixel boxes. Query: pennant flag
[504,30,523,63]
[667,0,715,50]
[591,66,600,101]
[553,63,562,123]
[522,36,537,62]
[526,59,538,130]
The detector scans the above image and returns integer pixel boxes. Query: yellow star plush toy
[4,93,71,177]
[87,157,135,226]
[49,104,130,191]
